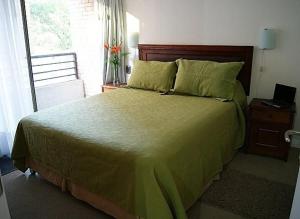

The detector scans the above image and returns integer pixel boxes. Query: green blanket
[12,88,245,219]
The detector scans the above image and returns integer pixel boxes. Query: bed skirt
[26,158,221,219]
[26,158,137,219]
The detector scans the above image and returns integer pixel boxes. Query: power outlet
[126,65,131,74]
[259,66,264,72]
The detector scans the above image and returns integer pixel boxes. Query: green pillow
[174,59,244,100]
[128,60,177,92]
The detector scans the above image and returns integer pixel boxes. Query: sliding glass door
[20,0,37,111]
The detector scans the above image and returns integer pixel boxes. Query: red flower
[104,43,109,49]
[111,46,121,54]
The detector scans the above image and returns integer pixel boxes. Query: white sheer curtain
[0,0,34,156]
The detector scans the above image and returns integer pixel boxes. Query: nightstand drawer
[252,110,290,124]
[255,127,281,147]
[250,122,287,147]
[248,123,289,159]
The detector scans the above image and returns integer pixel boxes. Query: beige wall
[125,0,300,146]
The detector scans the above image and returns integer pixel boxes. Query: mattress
[12,88,246,219]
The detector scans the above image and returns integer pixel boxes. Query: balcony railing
[31,52,79,87]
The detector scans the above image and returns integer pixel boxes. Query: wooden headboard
[138,44,254,95]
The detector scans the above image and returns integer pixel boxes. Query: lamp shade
[128,32,139,48]
[259,28,275,50]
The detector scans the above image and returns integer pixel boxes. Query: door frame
[19,0,38,112]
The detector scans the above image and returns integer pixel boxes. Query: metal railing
[31,52,79,86]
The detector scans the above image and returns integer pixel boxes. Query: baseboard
[292,135,300,148]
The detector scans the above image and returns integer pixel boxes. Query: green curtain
[97,0,127,84]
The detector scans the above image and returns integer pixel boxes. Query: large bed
[12,44,253,219]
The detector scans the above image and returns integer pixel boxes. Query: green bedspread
[12,88,245,219]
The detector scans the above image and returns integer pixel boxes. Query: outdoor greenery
[27,0,72,55]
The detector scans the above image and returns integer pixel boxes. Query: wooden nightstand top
[102,83,127,93]
[102,83,127,89]
[250,98,296,113]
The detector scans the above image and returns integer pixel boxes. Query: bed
[12,44,253,219]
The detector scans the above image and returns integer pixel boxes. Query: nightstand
[101,83,127,93]
[247,98,296,161]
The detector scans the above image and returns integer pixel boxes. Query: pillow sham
[174,59,244,100]
[127,60,177,92]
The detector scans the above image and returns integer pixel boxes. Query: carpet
[202,168,295,219]
[3,171,112,219]
[0,156,16,175]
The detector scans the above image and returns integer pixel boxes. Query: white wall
[35,80,85,110]
[125,0,300,146]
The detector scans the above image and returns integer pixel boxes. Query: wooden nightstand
[102,83,127,93]
[247,98,296,160]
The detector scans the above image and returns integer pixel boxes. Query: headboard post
[138,44,253,95]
